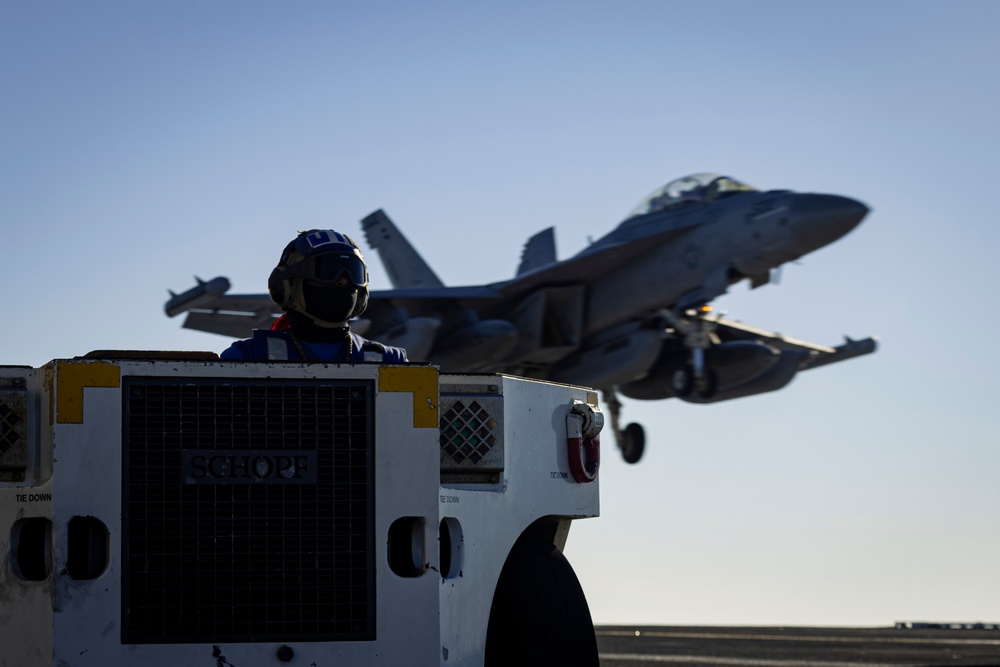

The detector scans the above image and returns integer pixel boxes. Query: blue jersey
[221,329,407,363]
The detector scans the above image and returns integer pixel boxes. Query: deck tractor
[1,353,603,666]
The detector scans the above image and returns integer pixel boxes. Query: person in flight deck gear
[220,229,407,362]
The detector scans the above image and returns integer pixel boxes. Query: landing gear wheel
[695,367,719,399]
[485,529,599,667]
[671,366,694,396]
[621,422,645,464]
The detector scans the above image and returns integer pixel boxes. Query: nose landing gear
[662,307,721,399]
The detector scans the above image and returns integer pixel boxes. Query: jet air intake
[429,319,518,370]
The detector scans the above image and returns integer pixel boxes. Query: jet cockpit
[626,173,757,219]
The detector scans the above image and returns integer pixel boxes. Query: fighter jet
[166,173,877,463]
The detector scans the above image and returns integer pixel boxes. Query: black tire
[695,367,719,399]
[622,422,646,464]
[671,366,694,396]
[485,528,599,667]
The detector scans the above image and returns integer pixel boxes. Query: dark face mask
[301,282,358,325]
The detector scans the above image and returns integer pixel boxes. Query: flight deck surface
[596,626,1000,666]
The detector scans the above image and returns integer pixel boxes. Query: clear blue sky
[3,1,998,626]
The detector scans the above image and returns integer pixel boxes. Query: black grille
[0,400,20,454]
[122,378,375,644]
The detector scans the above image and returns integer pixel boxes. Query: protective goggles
[285,251,368,287]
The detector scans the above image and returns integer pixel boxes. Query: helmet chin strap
[314,318,346,328]
[298,308,348,328]
[285,309,350,343]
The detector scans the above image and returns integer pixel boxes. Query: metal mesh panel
[440,399,497,465]
[0,400,20,454]
[122,378,375,644]
[0,387,27,482]
[438,395,504,479]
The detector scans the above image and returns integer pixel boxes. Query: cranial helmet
[268,229,370,324]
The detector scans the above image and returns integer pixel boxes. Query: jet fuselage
[580,189,866,337]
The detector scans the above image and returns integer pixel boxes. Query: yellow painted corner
[378,366,439,429]
[55,360,121,424]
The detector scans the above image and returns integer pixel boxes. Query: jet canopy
[626,173,756,219]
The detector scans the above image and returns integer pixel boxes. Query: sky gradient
[3,1,998,626]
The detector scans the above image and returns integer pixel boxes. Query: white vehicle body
[0,356,601,666]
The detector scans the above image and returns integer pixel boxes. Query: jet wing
[363,285,505,325]
[369,285,504,303]
[189,293,276,315]
[182,309,276,338]
[172,293,279,337]
[708,315,878,370]
[172,285,506,339]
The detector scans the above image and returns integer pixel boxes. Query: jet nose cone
[790,194,869,251]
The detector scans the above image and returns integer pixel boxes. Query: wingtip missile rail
[164,276,231,317]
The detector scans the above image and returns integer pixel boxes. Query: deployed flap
[361,209,444,288]
[517,227,557,276]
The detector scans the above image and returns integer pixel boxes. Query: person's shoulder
[352,333,407,363]
[380,344,408,363]
[220,331,287,360]
[220,338,254,359]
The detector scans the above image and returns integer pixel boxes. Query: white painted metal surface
[0,358,600,666]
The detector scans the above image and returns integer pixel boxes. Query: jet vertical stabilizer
[517,227,557,276]
[361,209,444,288]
